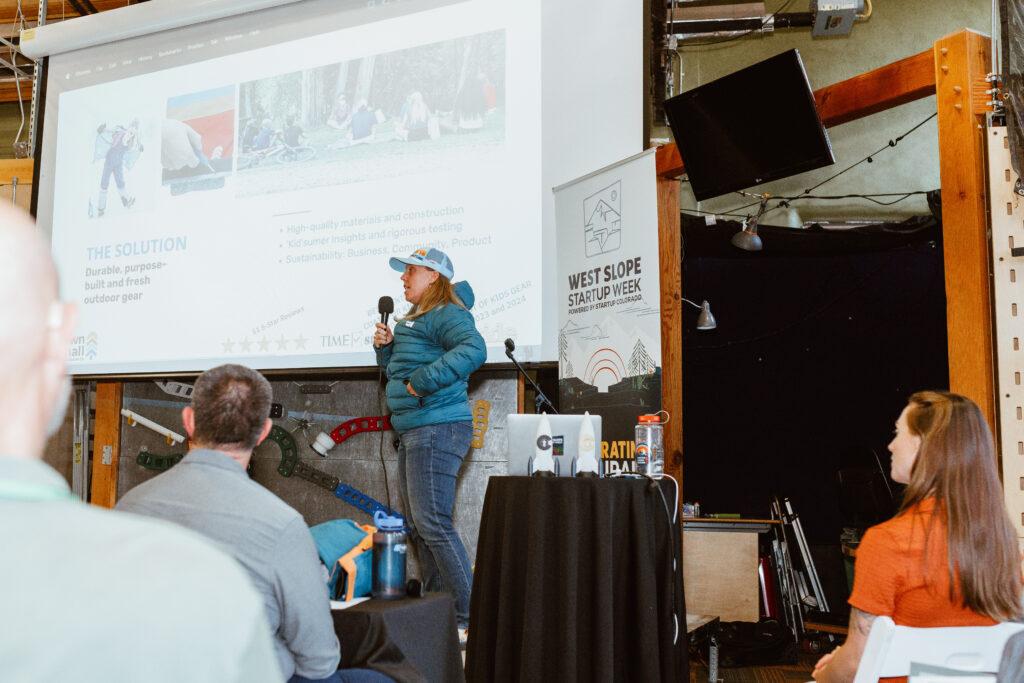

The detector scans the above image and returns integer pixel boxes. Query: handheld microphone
[504,338,515,357]
[379,296,394,325]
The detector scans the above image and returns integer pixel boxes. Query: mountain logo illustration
[583,180,622,257]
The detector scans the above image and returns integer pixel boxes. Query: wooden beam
[658,176,683,503]
[656,46,938,179]
[89,381,123,508]
[814,48,936,128]
[670,3,765,21]
[0,158,35,211]
[0,78,34,104]
[0,158,34,183]
[0,0,136,22]
[656,144,685,180]
[935,29,997,431]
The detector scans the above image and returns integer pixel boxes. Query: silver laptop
[506,414,603,477]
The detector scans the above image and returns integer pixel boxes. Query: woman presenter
[373,247,486,637]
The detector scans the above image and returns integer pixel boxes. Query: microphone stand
[505,345,558,414]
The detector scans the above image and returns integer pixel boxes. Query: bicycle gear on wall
[267,424,402,522]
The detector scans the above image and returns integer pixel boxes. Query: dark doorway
[679,214,949,547]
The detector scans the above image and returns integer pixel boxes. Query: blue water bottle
[372,510,407,600]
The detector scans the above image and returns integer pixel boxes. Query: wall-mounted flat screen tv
[664,49,835,201]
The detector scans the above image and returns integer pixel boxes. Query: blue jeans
[288,671,393,683]
[100,150,126,190]
[397,421,474,627]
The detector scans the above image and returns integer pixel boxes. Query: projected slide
[45,1,541,373]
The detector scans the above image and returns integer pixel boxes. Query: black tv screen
[664,49,834,201]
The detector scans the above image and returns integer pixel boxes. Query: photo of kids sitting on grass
[235,29,506,196]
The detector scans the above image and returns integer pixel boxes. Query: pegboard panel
[115,371,517,574]
[988,125,1024,542]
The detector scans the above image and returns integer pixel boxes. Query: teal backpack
[309,519,375,601]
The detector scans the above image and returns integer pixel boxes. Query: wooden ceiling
[0,0,141,24]
[0,0,146,103]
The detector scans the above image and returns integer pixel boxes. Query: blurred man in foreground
[0,205,282,682]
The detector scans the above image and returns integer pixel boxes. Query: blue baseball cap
[389,247,454,280]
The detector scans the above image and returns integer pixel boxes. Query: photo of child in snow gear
[89,119,143,219]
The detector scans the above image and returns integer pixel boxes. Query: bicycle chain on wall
[988,125,1024,548]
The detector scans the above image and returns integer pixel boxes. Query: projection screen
[33,0,640,375]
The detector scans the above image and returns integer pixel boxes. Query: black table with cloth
[332,593,464,683]
[465,476,687,682]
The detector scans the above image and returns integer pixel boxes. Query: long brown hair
[901,390,1021,620]
[402,274,465,320]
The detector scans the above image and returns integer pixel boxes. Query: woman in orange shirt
[813,391,1022,682]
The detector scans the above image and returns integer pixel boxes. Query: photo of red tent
[162,85,236,190]
[166,86,235,160]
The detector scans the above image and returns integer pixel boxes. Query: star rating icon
[293,334,307,350]
[257,337,270,352]
[276,335,289,351]
[239,338,253,353]
[222,338,235,353]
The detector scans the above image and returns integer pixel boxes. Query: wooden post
[516,372,525,414]
[89,381,123,508]
[934,29,996,431]
[657,176,683,497]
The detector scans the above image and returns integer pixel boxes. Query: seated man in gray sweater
[117,364,390,683]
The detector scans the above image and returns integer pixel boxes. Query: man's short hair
[191,364,272,451]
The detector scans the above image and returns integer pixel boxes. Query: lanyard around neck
[0,479,75,502]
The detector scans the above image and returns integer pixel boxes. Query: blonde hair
[901,390,1022,620]
[402,274,465,320]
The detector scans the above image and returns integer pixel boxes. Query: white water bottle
[634,414,664,476]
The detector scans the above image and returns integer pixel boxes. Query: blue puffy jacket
[375,281,486,433]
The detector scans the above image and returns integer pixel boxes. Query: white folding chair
[853,616,1024,682]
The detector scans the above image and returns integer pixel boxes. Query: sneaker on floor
[458,627,468,651]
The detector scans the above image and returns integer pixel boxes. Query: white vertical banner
[553,148,660,473]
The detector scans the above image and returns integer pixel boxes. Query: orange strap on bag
[336,524,376,602]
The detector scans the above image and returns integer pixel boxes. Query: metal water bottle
[372,510,407,600]
[635,414,664,476]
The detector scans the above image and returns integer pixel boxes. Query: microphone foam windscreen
[379,296,395,315]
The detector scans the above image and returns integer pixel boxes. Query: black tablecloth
[465,476,687,682]
[333,593,464,683]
